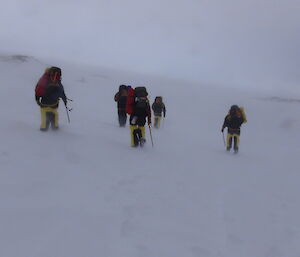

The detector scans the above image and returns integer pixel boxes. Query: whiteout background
[0,0,300,90]
[0,1,300,256]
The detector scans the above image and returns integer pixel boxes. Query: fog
[1,0,299,91]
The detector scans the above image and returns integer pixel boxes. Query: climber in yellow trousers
[221,105,247,153]
[35,67,68,131]
[130,125,146,147]
[40,106,59,130]
[126,87,151,147]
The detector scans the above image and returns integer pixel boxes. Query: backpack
[126,87,148,114]
[229,105,247,123]
[114,85,128,102]
[135,97,148,110]
[35,67,62,97]
[134,87,148,97]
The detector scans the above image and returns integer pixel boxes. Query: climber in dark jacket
[114,85,128,127]
[152,96,166,128]
[221,105,247,153]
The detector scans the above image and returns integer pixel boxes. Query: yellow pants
[40,107,58,130]
[226,133,240,149]
[130,125,145,146]
[154,116,161,128]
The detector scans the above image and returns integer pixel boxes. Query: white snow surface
[0,55,300,257]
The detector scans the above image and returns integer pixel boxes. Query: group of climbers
[114,85,166,147]
[113,84,246,152]
[34,67,247,153]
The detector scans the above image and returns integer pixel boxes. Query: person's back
[114,85,128,127]
[39,83,66,108]
[131,96,151,126]
[117,89,128,109]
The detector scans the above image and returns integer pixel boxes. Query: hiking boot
[140,138,146,147]
[234,147,239,154]
[226,147,231,151]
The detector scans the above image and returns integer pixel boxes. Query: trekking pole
[161,117,165,129]
[222,131,226,147]
[148,124,154,147]
[65,105,71,123]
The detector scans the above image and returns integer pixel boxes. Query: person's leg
[53,108,59,129]
[233,134,240,153]
[130,125,139,147]
[226,133,233,151]
[40,107,49,131]
[46,108,59,130]
[137,126,145,146]
[156,116,161,128]
[154,116,159,128]
[140,126,146,139]
[119,111,127,127]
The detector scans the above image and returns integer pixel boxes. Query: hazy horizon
[1,0,299,91]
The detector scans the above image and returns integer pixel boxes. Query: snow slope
[0,55,300,257]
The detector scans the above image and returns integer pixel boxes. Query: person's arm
[114,92,119,102]
[239,117,245,126]
[162,103,166,117]
[35,95,41,106]
[221,115,229,132]
[59,84,67,106]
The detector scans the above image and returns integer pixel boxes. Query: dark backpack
[119,84,127,92]
[135,87,148,97]
[135,97,148,110]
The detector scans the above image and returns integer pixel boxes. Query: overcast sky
[1,0,299,90]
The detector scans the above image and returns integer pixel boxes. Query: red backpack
[35,67,61,97]
[126,88,135,114]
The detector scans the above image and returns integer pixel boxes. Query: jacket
[36,84,67,108]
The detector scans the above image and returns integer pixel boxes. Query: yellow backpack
[239,107,247,123]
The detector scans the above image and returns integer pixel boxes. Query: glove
[221,128,224,132]
[148,120,151,126]
[36,100,42,107]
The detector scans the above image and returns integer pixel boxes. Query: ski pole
[148,124,154,147]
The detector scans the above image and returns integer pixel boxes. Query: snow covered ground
[0,55,300,257]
